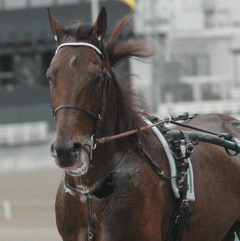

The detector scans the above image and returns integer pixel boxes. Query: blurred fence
[0,121,48,146]
[157,99,240,120]
[1,199,54,220]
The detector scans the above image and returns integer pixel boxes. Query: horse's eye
[94,76,102,85]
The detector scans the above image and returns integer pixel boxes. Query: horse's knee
[235,221,240,239]
[221,229,235,241]
[222,221,240,241]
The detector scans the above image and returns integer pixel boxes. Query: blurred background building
[0,0,240,240]
[132,0,240,119]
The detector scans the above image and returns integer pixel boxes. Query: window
[177,54,210,76]
[175,53,215,100]
[0,55,14,89]
[14,54,40,88]
[4,0,26,10]
[0,0,85,10]
[41,51,54,86]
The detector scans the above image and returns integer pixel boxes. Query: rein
[96,116,171,144]
[95,115,220,144]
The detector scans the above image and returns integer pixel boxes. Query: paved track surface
[0,168,63,240]
[0,139,63,241]
[0,220,62,241]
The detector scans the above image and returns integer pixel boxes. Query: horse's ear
[92,7,107,41]
[48,8,67,45]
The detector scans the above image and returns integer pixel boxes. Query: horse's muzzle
[51,140,83,168]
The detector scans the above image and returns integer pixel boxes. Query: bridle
[52,42,110,154]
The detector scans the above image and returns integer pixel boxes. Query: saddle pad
[143,118,195,201]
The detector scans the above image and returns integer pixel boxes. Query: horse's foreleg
[221,221,240,241]
[235,221,240,239]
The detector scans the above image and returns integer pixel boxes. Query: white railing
[1,199,54,220]
[0,121,49,146]
[230,87,240,100]
[180,75,233,101]
[157,100,240,120]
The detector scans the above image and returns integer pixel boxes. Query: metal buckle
[88,231,94,239]
[163,115,172,124]
[186,143,194,153]
[178,172,187,189]
[85,135,97,160]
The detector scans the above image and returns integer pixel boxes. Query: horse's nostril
[50,143,58,158]
[50,141,82,159]
[70,142,82,157]
[51,141,81,168]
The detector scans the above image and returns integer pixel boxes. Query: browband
[55,42,102,56]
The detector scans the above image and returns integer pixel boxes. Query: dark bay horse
[47,7,240,241]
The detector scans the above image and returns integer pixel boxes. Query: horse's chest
[94,171,144,215]
[58,170,157,240]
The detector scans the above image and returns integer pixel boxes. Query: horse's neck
[104,80,141,135]
[98,82,119,137]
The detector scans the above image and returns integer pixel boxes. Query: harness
[149,114,240,241]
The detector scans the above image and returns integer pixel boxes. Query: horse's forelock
[64,15,154,67]
[66,22,94,41]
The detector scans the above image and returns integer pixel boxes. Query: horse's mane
[65,15,154,66]
[105,15,154,66]
[66,15,155,144]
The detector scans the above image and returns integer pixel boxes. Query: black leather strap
[63,150,129,196]
[54,104,97,120]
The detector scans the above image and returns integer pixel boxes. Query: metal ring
[88,231,94,239]
[163,115,172,124]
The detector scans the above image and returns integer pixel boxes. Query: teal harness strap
[165,131,240,155]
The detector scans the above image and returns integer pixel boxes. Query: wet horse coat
[47,7,240,241]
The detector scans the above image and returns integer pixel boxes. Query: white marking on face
[54,35,57,41]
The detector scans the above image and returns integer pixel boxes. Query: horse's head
[47,7,153,179]
[47,7,111,175]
